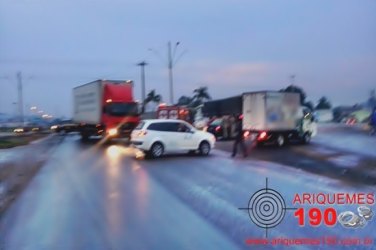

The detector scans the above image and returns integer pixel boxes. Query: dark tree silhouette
[192,86,211,105]
[281,85,307,105]
[316,96,332,110]
[177,96,192,106]
[143,90,162,112]
[304,101,314,111]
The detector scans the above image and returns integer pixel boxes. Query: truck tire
[81,133,89,141]
[276,134,285,147]
[149,142,164,158]
[302,132,311,144]
[199,141,211,156]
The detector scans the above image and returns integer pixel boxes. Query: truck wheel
[276,135,285,147]
[81,133,89,141]
[302,133,311,144]
[150,142,164,158]
[199,141,211,156]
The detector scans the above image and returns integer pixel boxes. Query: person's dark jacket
[370,111,376,126]
[235,120,243,140]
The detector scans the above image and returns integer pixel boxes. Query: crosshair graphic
[239,178,296,237]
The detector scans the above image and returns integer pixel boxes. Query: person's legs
[240,140,247,157]
[232,140,239,157]
[223,125,228,139]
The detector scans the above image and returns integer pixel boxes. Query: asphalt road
[0,125,375,250]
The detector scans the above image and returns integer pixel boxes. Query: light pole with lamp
[150,41,186,105]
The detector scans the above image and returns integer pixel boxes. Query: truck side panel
[242,93,266,130]
[73,81,102,124]
[265,92,300,130]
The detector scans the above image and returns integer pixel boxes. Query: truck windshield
[104,103,138,117]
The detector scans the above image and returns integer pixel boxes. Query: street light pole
[137,61,148,105]
[16,71,24,125]
[167,41,174,104]
[290,74,296,86]
[149,41,185,105]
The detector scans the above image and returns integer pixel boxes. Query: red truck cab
[101,81,140,137]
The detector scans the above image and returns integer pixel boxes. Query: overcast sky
[1,0,375,117]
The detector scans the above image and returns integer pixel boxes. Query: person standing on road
[229,115,236,138]
[231,115,247,158]
[369,107,376,135]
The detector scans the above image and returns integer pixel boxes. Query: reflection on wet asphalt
[0,135,375,250]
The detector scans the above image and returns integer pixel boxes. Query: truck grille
[119,122,137,135]
[120,122,137,130]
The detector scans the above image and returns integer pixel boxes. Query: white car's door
[162,122,187,152]
[176,122,198,150]
[146,122,178,151]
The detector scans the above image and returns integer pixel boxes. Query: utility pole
[137,61,148,106]
[17,71,24,125]
[167,41,174,104]
[290,74,296,86]
[149,41,185,104]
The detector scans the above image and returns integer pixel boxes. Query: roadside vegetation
[0,133,48,149]
[0,134,61,214]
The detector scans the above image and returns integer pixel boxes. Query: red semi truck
[73,80,140,140]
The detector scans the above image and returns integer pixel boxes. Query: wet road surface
[0,126,375,250]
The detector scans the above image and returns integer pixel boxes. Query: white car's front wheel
[199,141,211,156]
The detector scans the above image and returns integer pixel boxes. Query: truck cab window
[104,103,138,117]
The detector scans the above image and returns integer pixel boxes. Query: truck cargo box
[242,91,300,131]
[73,80,103,124]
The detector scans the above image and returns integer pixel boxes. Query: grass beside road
[0,133,49,149]
[0,134,61,215]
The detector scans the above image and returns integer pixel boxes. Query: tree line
[143,84,333,112]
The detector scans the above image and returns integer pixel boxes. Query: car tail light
[215,126,221,132]
[257,131,267,141]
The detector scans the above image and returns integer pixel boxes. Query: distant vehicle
[345,116,357,125]
[13,128,24,133]
[51,120,78,134]
[131,119,216,158]
[156,104,191,122]
[205,118,223,138]
[314,109,333,123]
[31,127,40,132]
[73,80,140,140]
[204,91,317,146]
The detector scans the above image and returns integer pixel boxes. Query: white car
[131,119,216,158]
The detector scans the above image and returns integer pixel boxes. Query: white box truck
[242,91,317,146]
[203,91,317,146]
